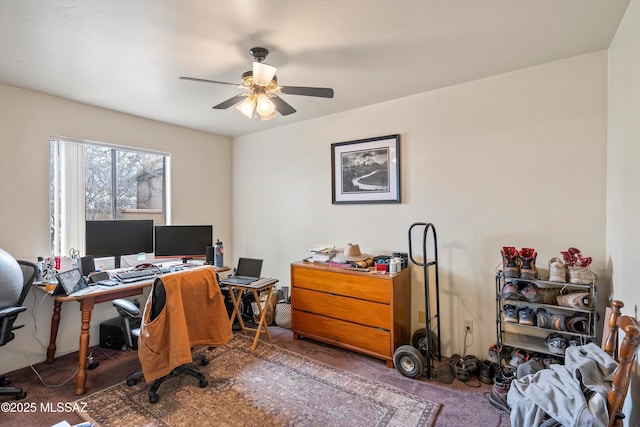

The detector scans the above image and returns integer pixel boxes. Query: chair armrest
[112,299,141,318]
[0,306,27,317]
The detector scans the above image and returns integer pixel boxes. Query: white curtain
[52,139,86,256]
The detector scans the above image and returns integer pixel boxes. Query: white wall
[0,84,232,373]
[232,52,608,358]
[607,1,640,424]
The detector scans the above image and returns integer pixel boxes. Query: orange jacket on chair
[138,266,233,382]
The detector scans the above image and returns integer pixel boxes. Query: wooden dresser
[290,261,411,368]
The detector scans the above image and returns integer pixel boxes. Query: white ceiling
[0,0,630,138]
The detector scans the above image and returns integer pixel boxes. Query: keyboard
[116,268,171,283]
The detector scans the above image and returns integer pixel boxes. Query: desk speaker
[99,317,126,350]
[205,246,214,265]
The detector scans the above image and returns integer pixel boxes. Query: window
[49,138,169,256]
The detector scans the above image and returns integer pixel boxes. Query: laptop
[54,268,91,296]
[220,257,263,285]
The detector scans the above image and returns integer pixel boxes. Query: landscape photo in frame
[331,134,400,204]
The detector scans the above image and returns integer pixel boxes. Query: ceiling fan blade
[212,94,248,110]
[179,76,239,87]
[271,95,297,116]
[279,86,334,98]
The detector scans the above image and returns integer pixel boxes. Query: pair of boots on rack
[501,246,538,279]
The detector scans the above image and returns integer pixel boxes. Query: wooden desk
[223,278,278,351]
[37,265,229,395]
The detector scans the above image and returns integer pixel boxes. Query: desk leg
[75,299,94,395]
[46,300,62,363]
[227,287,246,333]
[250,286,273,351]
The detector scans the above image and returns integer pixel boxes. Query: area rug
[75,334,440,426]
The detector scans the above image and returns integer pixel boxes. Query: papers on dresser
[307,245,338,262]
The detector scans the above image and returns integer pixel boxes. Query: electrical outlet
[464,319,473,333]
[419,310,426,323]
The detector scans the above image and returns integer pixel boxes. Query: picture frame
[331,134,400,204]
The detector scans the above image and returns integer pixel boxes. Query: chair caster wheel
[126,379,137,386]
[199,379,208,387]
[200,359,209,366]
[16,391,27,400]
[149,393,159,404]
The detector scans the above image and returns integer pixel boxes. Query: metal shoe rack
[494,270,597,366]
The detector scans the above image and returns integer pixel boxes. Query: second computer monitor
[154,225,213,262]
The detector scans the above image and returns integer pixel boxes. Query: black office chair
[112,278,208,404]
[1,260,37,400]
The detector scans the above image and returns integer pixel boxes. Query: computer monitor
[154,225,213,263]
[85,220,154,269]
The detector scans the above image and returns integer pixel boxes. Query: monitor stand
[181,257,193,264]
[114,256,122,269]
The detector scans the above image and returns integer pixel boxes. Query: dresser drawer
[292,310,391,358]
[291,266,390,304]
[293,287,390,330]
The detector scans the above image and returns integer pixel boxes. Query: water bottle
[214,239,224,268]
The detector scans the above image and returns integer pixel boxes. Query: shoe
[450,354,469,382]
[488,343,503,364]
[518,306,536,326]
[501,246,521,278]
[462,354,478,373]
[568,266,597,284]
[520,283,542,303]
[543,357,562,368]
[509,349,530,368]
[536,308,566,331]
[432,361,455,384]
[478,360,496,384]
[503,304,519,323]
[561,248,596,284]
[519,248,538,279]
[516,356,544,379]
[568,336,583,347]
[545,333,567,355]
[556,292,594,310]
[548,257,567,283]
[536,308,552,328]
[537,287,560,305]
[566,315,589,334]
[488,370,513,413]
[500,281,521,300]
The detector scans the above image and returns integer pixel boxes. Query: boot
[488,370,513,413]
[519,248,538,279]
[501,246,521,278]
[548,257,567,283]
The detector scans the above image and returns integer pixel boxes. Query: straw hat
[334,243,371,261]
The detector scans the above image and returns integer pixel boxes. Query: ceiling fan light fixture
[253,62,277,86]
[256,93,276,116]
[236,96,256,119]
[259,111,278,121]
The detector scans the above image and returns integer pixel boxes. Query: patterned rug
[76,334,440,426]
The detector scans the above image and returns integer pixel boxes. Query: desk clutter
[36,258,214,297]
[304,243,408,273]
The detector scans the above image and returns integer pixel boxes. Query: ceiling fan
[180,47,334,121]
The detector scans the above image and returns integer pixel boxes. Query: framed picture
[331,134,400,204]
